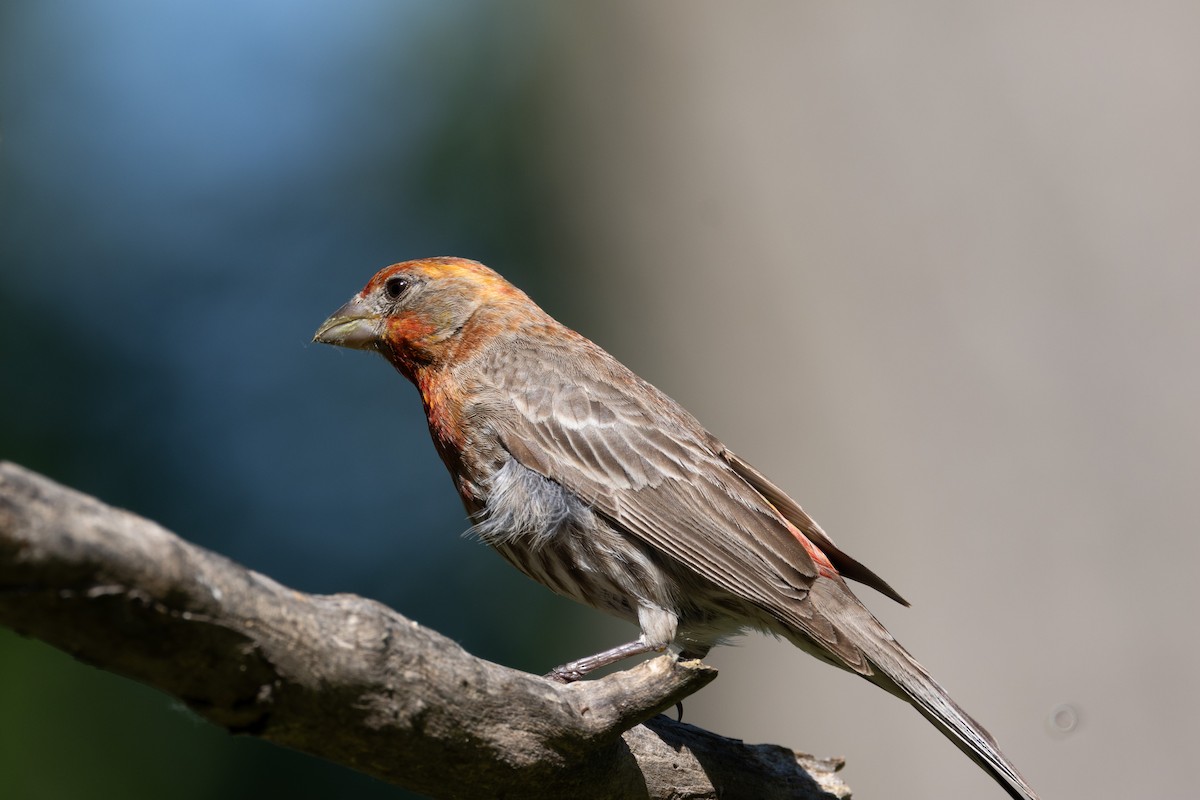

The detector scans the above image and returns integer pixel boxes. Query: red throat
[380,315,438,379]
[414,370,467,460]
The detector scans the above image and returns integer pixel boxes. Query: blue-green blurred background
[1,2,604,797]
[5,3,1200,799]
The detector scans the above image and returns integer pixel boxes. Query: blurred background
[2,2,1197,798]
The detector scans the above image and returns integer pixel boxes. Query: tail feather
[804,581,1041,800]
[865,641,1040,800]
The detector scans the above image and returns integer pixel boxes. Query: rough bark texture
[0,461,850,799]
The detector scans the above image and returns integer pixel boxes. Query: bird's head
[313,257,533,377]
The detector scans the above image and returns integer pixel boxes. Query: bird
[313,256,1040,800]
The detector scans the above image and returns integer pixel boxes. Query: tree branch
[0,461,849,799]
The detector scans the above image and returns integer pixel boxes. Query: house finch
[313,257,1040,800]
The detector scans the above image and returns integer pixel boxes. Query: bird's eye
[383,276,411,301]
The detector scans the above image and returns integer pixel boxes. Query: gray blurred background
[3,2,1196,798]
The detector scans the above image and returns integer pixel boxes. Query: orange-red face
[312,257,529,377]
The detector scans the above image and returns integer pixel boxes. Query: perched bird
[314,256,1040,800]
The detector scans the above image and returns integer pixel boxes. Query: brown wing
[476,333,876,670]
[721,450,909,606]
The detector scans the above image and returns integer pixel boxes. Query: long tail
[802,581,1041,800]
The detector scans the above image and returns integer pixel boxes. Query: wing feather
[721,450,910,606]
[481,336,880,669]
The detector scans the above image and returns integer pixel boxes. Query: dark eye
[383,276,411,301]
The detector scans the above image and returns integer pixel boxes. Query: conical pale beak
[312,296,381,351]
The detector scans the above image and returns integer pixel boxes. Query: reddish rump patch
[784,519,841,581]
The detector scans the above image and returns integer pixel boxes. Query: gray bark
[0,461,850,799]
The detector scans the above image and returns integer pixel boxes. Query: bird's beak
[312,296,381,351]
